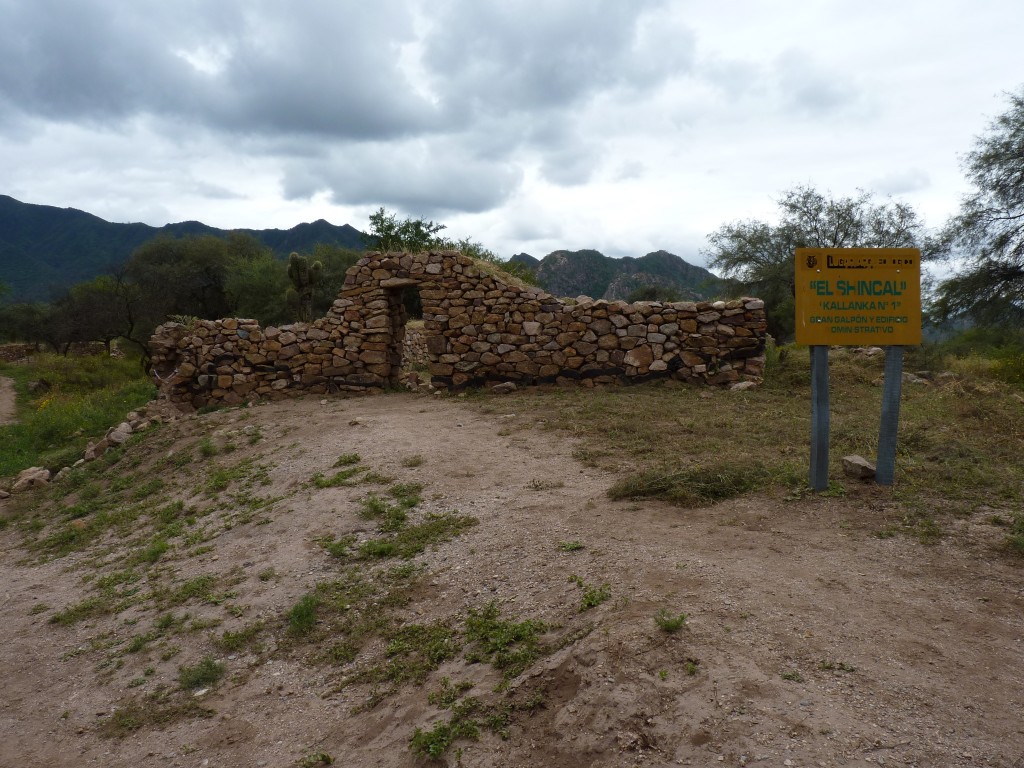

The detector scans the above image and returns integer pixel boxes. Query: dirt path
[1,393,1022,767]
[0,376,16,425]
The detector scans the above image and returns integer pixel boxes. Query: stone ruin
[149,250,767,409]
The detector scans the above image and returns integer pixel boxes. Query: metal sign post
[794,248,922,490]
[875,346,904,485]
[809,345,830,491]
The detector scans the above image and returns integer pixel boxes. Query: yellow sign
[795,248,921,345]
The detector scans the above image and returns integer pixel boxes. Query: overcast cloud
[2,0,1022,264]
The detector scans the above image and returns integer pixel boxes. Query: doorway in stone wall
[382,281,421,387]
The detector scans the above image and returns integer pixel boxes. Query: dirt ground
[0,375,16,425]
[1,391,1022,767]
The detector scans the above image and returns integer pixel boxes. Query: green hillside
[0,195,365,301]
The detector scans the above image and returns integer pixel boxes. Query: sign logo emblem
[806,253,818,268]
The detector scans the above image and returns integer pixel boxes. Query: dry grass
[480,344,1024,535]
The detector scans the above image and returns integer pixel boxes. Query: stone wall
[150,250,766,408]
[402,323,430,370]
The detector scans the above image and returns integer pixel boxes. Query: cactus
[286,252,323,322]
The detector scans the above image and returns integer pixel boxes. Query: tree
[704,185,923,339]
[930,86,1024,325]
[285,252,323,322]
[57,276,131,353]
[309,243,362,316]
[0,302,52,347]
[224,250,291,326]
[365,207,446,252]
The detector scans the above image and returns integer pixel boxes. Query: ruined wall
[150,250,766,408]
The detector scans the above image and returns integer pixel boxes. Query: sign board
[795,248,922,346]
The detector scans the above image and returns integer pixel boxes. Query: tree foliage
[285,252,324,322]
[365,207,446,253]
[704,185,923,339]
[930,86,1024,325]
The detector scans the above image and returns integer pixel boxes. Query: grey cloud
[421,0,695,173]
[871,168,931,196]
[773,49,861,117]
[539,141,600,186]
[0,1,189,122]
[284,138,523,216]
[0,0,439,139]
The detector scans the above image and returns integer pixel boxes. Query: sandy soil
[0,376,16,425]
[1,392,1022,767]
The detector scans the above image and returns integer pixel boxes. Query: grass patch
[178,655,225,689]
[98,692,214,737]
[569,575,610,611]
[204,458,271,495]
[608,462,780,507]
[356,512,478,560]
[288,593,321,636]
[312,465,365,488]
[49,594,114,626]
[0,353,155,477]
[409,677,533,759]
[360,622,461,686]
[217,621,265,652]
[464,601,548,679]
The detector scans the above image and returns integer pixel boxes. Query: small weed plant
[654,608,687,632]
[569,575,610,611]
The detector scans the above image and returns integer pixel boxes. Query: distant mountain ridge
[511,248,723,301]
[0,195,365,301]
[1,195,722,304]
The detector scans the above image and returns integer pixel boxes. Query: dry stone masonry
[150,250,767,409]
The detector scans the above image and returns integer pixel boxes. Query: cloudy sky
[2,0,1022,265]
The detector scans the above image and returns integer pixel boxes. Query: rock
[842,455,876,480]
[730,381,758,391]
[902,372,929,385]
[623,346,654,368]
[0,489,10,499]
[107,422,133,445]
[12,466,51,492]
[491,382,517,394]
[83,439,110,461]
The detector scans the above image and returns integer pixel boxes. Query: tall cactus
[285,252,323,322]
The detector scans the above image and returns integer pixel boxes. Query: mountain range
[510,249,723,301]
[0,195,722,303]
[0,195,364,301]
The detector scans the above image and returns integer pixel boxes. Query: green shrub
[178,656,225,689]
[288,593,320,635]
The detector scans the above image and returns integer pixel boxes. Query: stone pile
[1,403,178,495]
[402,324,430,370]
[150,250,767,409]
